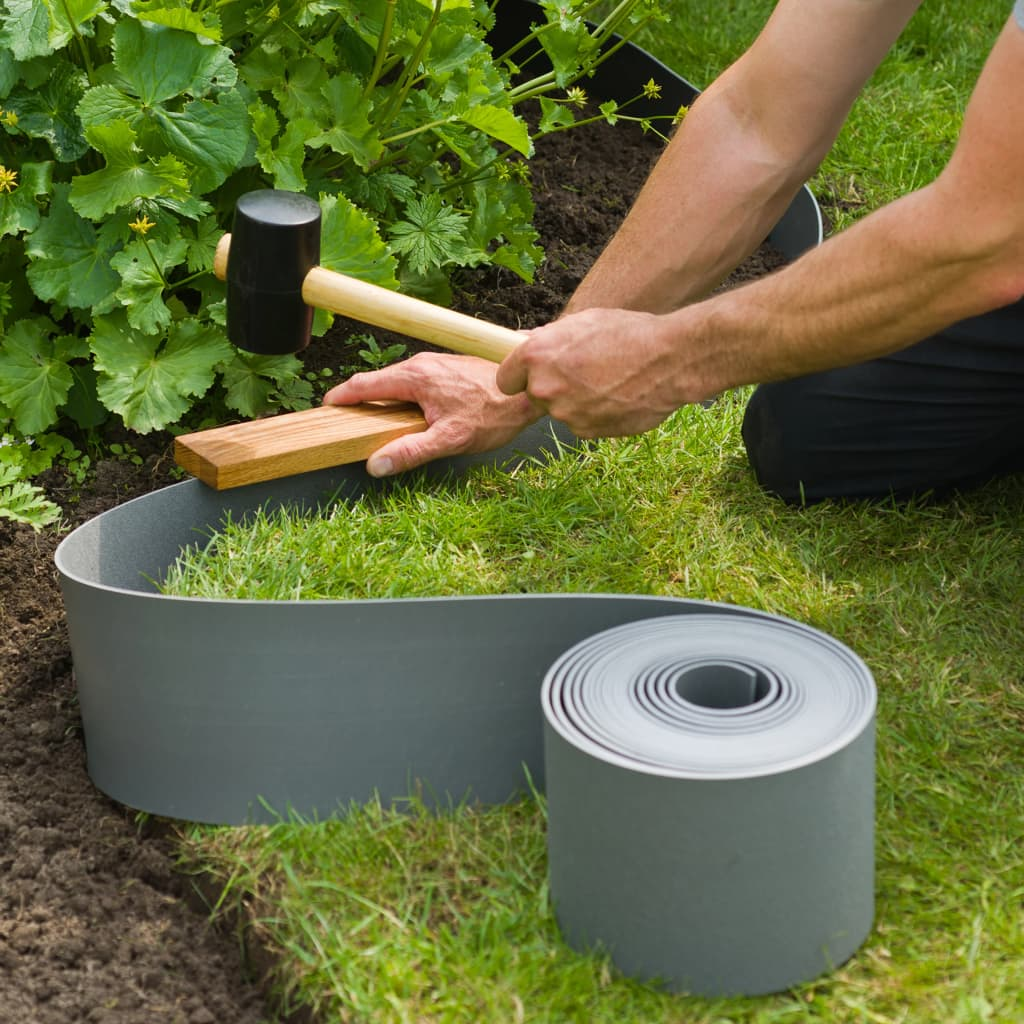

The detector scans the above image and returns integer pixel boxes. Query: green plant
[345,332,408,373]
[0,0,666,474]
[0,436,60,528]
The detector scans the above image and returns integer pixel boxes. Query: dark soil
[0,112,789,1021]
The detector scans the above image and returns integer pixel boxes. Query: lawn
[172,4,1024,1022]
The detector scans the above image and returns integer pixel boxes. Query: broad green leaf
[219,350,305,419]
[237,47,286,96]
[112,17,236,104]
[91,314,232,432]
[319,193,399,289]
[537,24,594,88]
[341,170,418,217]
[537,97,576,134]
[25,187,120,309]
[76,84,144,128]
[3,61,88,161]
[64,361,108,429]
[180,215,221,274]
[272,57,329,126]
[388,193,479,275]
[0,189,41,240]
[0,48,17,95]
[0,0,53,61]
[48,0,108,50]
[466,175,540,283]
[0,318,74,433]
[307,74,383,170]
[0,161,51,238]
[251,101,310,193]
[459,104,532,157]
[110,235,188,333]
[599,99,619,125]
[426,22,486,76]
[130,0,222,42]
[70,119,190,218]
[151,91,249,192]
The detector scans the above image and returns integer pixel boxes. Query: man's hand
[323,352,544,477]
[495,307,703,438]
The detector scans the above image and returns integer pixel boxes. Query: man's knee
[741,382,819,504]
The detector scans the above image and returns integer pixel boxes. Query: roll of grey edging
[542,614,876,997]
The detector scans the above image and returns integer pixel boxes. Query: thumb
[495,344,529,396]
[364,428,454,477]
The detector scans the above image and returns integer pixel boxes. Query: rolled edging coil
[542,614,876,997]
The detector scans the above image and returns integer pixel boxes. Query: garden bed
[0,98,801,1020]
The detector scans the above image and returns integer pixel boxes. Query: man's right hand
[322,352,544,477]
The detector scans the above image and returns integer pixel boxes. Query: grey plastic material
[543,617,876,996]
[56,422,768,824]
[56,419,875,996]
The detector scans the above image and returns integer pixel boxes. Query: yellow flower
[565,86,588,109]
[0,109,17,128]
[0,165,17,193]
[642,78,662,100]
[129,214,156,236]
[673,104,689,125]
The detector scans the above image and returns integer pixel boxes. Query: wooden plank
[174,403,428,489]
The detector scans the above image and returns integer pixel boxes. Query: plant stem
[590,0,638,42]
[378,0,443,133]
[166,269,208,293]
[364,0,397,98]
[58,0,96,85]
[139,236,167,288]
[492,0,607,65]
[379,117,450,146]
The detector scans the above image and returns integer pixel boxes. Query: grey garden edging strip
[54,15,841,996]
[55,420,875,997]
[543,615,875,996]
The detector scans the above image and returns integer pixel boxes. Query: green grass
[170,4,1024,1021]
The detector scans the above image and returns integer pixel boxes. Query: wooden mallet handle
[213,235,523,363]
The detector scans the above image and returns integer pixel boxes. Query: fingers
[323,366,417,407]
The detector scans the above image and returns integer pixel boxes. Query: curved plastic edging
[53,21,854,997]
[54,428,876,996]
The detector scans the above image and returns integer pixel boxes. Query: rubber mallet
[174,190,524,489]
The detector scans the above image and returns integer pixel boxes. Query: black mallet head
[223,190,322,356]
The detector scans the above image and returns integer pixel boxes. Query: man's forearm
[665,178,1024,404]
[566,0,922,318]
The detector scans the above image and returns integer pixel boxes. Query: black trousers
[741,298,1024,503]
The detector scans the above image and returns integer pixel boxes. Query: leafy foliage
[0,447,60,529]
[0,0,665,479]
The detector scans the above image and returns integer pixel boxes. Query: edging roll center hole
[674,661,776,710]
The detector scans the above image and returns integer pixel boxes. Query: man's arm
[498,11,1024,438]
[324,0,922,471]
[499,11,1024,436]
[568,0,923,313]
